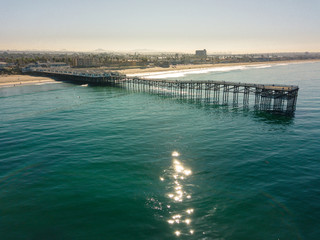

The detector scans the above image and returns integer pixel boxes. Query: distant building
[195,49,207,57]
[21,62,68,72]
[48,62,68,68]
[0,62,9,69]
[72,58,95,67]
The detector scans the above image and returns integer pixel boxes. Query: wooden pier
[120,78,298,114]
[27,67,299,115]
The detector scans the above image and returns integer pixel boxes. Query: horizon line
[1,49,319,55]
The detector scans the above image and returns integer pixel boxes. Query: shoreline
[119,59,320,76]
[0,75,58,88]
[1,59,319,88]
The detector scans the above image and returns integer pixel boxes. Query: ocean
[0,62,319,239]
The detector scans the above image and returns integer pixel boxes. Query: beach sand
[0,75,57,88]
[119,59,320,76]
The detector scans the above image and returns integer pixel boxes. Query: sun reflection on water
[160,151,195,237]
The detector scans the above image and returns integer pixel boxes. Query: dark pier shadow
[252,111,295,125]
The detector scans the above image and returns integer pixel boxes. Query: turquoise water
[0,62,320,239]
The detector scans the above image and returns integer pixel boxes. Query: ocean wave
[35,82,60,85]
[248,64,272,69]
[129,65,250,79]
[276,63,289,66]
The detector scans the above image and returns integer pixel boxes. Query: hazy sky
[1,0,320,53]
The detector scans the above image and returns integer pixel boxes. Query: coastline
[119,59,320,76]
[1,59,319,88]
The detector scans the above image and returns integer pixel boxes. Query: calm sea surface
[0,62,320,239]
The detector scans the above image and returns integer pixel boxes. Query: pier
[120,78,299,114]
[28,67,299,115]
[28,67,126,85]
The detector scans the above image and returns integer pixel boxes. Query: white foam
[276,63,289,66]
[34,81,60,85]
[248,64,272,69]
[129,65,251,79]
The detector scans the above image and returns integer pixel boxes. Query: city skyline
[1,0,320,53]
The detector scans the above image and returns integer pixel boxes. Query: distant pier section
[27,67,299,115]
[24,66,125,85]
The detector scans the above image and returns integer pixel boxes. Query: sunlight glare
[186,209,194,214]
[172,151,180,157]
[185,219,191,224]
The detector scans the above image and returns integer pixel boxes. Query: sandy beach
[119,59,320,76]
[0,75,57,88]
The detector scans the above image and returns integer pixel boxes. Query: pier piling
[124,78,298,115]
